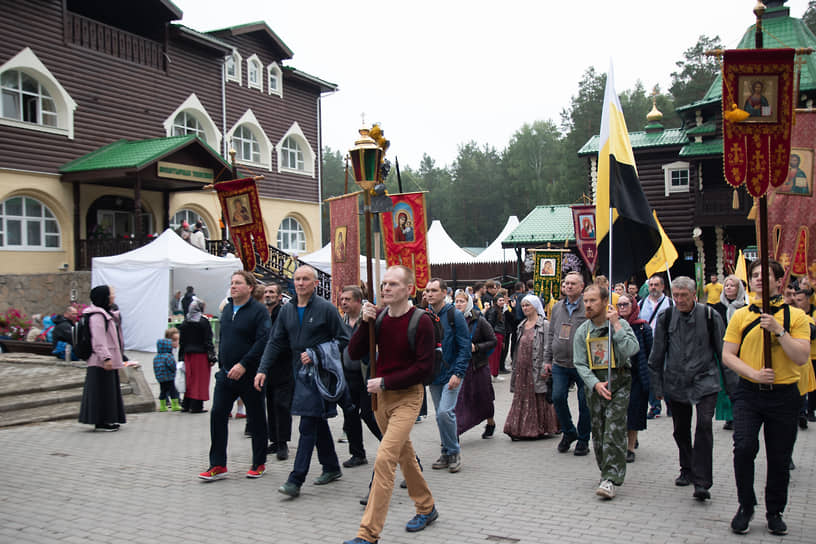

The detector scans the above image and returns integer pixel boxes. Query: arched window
[280,136,304,171]
[172,111,203,138]
[277,216,306,253]
[247,54,262,91]
[0,47,77,139]
[225,50,242,84]
[267,62,282,97]
[232,125,260,163]
[171,209,210,238]
[1,70,57,127]
[0,195,60,249]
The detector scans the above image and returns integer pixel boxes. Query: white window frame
[0,195,61,250]
[662,161,690,196]
[277,216,306,253]
[246,54,263,92]
[170,209,210,239]
[231,125,260,164]
[225,49,242,85]
[226,109,273,170]
[162,93,222,150]
[0,47,77,139]
[266,62,282,97]
[276,122,315,177]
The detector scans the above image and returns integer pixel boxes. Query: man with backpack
[424,277,470,473]
[648,276,725,502]
[342,265,438,544]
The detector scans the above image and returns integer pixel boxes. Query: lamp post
[349,126,384,409]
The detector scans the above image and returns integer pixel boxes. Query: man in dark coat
[198,271,270,481]
[51,305,78,344]
[263,282,293,460]
[255,265,349,497]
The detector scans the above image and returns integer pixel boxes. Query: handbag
[175,360,186,394]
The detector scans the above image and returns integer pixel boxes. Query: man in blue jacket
[255,265,349,498]
[198,270,270,481]
[424,278,470,473]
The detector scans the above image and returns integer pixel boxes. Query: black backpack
[72,312,107,360]
[375,307,455,385]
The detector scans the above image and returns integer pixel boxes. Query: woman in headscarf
[178,297,216,413]
[615,293,652,462]
[78,285,126,431]
[503,294,559,440]
[452,291,498,438]
[711,274,746,430]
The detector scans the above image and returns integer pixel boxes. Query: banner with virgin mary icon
[722,48,795,197]
[380,192,429,289]
[215,177,269,271]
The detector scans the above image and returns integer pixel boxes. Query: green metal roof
[678,7,816,111]
[501,204,575,246]
[679,139,724,158]
[577,127,688,156]
[685,122,717,136]
[60,135,227,173]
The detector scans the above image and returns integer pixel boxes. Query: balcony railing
[64,12,164,71]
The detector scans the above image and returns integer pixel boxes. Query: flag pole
[608,205,613,388]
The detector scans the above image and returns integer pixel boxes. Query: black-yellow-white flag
[596,64,661,283]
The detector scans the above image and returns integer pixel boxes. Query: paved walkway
[1,368,814,543]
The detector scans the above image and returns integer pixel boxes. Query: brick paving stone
[1,358,815,543]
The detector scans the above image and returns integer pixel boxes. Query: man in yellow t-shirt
[792,288,816,422]
[703,274,723,306]
[721,260,811,536]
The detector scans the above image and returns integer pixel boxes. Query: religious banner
[768,110,816,285]
[532,250,564,303]
[214,177,268,270]
[380,192,429,290]
[328,192,361,307]
[722,48,795,197]
[571,205,597,272]
[723,243,736,274]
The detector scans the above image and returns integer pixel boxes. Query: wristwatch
[775,330,787,338]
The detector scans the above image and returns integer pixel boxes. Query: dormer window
[225,50,242,84]
[247,55,262,91]
[267,62,282,97]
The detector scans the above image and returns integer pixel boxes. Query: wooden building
[0,0,336,273]
[578,0,812,281]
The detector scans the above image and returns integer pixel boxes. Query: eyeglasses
[616,302,630,308]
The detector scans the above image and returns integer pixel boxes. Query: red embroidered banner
[328,192,361,307]
[380,192,429,290]
[722,48,795,197]
[768,110,816,285]
[571,204,598,272]
[214,177,269,271]
[723,243,736,274]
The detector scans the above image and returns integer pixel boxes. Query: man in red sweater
[343,265,438,544]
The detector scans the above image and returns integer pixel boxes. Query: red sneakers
[246,464,266,478]
[198,466,228,481]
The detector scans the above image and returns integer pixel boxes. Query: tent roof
[427,220,474,265]
[92,229,241,269]
[474,216,520,263]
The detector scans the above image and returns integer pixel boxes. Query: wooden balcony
[77,237,154,270]
[694,186,754,226]
[64,12,164,71]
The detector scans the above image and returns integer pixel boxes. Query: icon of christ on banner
[328,192,360,307]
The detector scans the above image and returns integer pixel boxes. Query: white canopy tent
[91,229,242,351]
[299,243,387,284]
[427,220,474,265]
[473,216,520,263]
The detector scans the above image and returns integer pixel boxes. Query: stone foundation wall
[0,272,91,317]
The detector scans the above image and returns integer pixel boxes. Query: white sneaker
[596,479,615,499]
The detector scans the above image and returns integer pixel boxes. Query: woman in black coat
[178,298,215,413]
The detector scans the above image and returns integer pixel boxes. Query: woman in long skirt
[503,295,559,440]
[178,298,215,413]
[78,285,126,431]
[453,292,498,438]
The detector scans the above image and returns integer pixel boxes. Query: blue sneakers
[342,538,377,544]
[405,506,438,532]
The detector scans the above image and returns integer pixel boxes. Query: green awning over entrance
[502,204,576,248]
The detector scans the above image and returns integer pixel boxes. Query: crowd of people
[74,259,816,540]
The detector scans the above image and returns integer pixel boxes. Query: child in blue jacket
[153,328,181,412]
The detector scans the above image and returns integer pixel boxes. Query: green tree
[320,147,347,245]
[669,34,723,108]
[447,142,503,246]
[502,120,564,213]
[619,81,682,130]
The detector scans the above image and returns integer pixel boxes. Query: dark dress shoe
[675,472,691,486]
[276,443,289,460]
[343,455,368,468]
[693,485,711,500]
[267,442,278,454]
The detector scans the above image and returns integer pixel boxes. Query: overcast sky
[173,0,810,169]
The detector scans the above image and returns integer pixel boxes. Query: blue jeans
[287,415,340,486]
[551,364,591,442]
[429,381,462,455]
